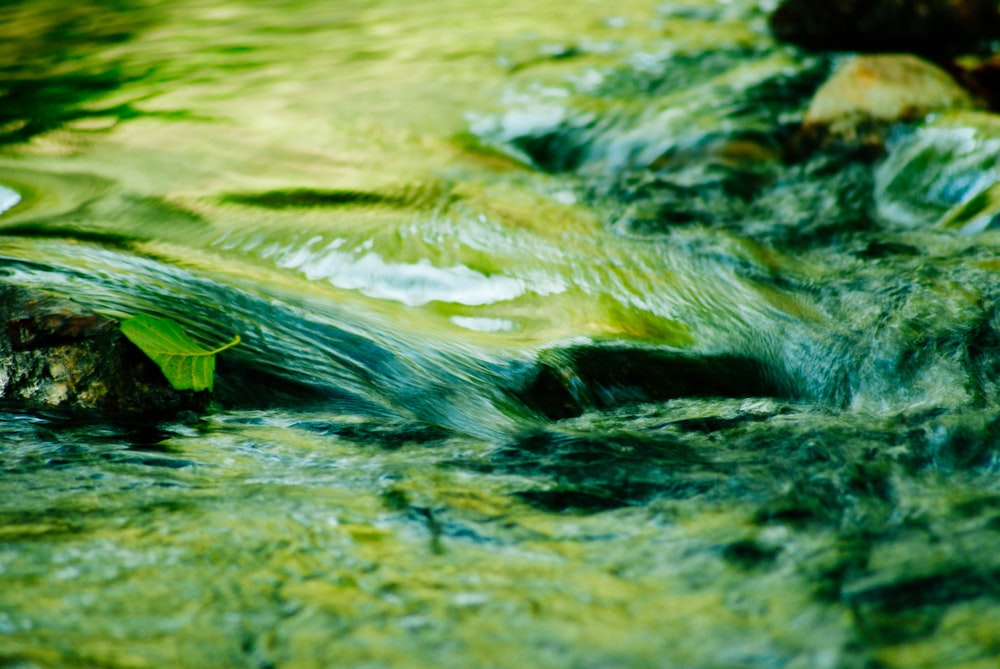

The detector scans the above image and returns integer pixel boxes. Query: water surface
[2,1,1000,667]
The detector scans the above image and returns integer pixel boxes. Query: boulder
[802,54,981,145]
[769,0,1000,55]
[0,284,208,417]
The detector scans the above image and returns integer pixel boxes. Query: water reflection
[2,0,1000,667]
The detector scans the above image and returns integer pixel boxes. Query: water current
[2,1,1000,667]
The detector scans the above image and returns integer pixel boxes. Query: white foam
[0,185,21,215]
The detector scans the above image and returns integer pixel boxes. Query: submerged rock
[0,284,208,417]
[802,54,980,147]
[937,180,1000,233]
[769,0,1000,55]
[517,345,795,420]
[875,111,1000,229]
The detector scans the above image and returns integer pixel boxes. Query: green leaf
[120,314,240,392]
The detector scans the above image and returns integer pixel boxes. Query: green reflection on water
[2,0,1000,667]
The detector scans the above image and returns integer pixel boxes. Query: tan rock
[803,55,981,142]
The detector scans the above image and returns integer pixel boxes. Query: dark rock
[516,345,794,420]
[947,54,1000,112]
[769,0,1000,56]
[0,283,208,417]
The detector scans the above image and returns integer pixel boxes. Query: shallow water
[2,1,1000,667]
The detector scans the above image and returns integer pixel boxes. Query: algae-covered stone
[803,55,980,145]
[936,180,1000,233]
[875,111,1000,228]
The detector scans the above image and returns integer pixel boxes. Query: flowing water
[2,1,1000,667]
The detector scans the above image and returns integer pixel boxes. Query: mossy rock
[0,283,208,417]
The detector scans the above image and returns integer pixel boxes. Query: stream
[2,1,1000,667]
